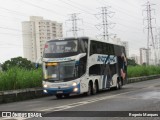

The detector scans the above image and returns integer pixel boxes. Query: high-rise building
[140,48,148,65]
[22,16,63,62]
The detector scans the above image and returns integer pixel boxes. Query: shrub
[127,65,160,78]
[0,67,42,91]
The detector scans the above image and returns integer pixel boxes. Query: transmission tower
[95,6,115,42]
[66,13,83,37]
[143,1,157,65]
[157,27,160,64]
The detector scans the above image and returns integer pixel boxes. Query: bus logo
[97,55,116,63]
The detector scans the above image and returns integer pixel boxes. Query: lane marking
[115,96,160,100]
[40,81,160,112]
[2,81,160,120]
[40,90,145,111]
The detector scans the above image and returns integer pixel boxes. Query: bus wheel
[92,82,98,95]
[87,82,92,96]
[116,79,122,90]
[119,80,122,89]
[56,94,62,99]
[64,94,70,98]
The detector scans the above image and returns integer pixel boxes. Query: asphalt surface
[0,78,160,120]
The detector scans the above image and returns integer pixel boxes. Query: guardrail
[0,74,160,104]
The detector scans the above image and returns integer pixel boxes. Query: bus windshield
[44,40,78,54]
[45,61,77,81]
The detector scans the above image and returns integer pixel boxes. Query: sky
[0,0,160,63]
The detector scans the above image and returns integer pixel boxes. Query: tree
[127,58,137,66]
[2,57,34,71]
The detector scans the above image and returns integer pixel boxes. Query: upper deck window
[44,40,78,54]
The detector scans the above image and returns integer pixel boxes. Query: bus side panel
[79,75,89,93]
[116,47,127,85]
[88,54,118,89]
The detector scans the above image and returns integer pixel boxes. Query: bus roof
[47,36,124,47]
[47,37,89,42]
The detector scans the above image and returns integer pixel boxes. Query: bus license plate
[57,91,63,94]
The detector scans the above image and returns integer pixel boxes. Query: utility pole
[95,6,115,42]
[143,1,157,65]
[66,13,83,37]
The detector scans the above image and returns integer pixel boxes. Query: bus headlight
[73,87,78,92]
[43,90,47,93]
[43,84,48,88]
[72,82,77,86]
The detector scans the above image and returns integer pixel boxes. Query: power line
[0,26,22,32]
[0,0,145,36]
[67,0,96,12]
[60,0,93,15]
[0,6,29,17]
[20,0,66,18]
[117,23,143,32]
[98,0,142,21]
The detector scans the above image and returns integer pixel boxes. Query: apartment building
[22,16,63,62]
[140,48,148,65]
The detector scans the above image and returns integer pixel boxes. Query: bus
[42,37,127,99]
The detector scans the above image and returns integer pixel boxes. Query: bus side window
[110,45,115,55]
[97,42,103,54]
[89,65,101,75]
[102,44,106,54]
[90,41,97,55]
[107,44,112,55]
[79,39,88,53]
[78,62,85,77]
[105,44,108,54]
[78,56,87,77]
[90,42,93,55]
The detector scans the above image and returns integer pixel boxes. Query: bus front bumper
[43,84,80,95]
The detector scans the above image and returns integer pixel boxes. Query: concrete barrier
[0,88,49,104]
[127,75,160,84]
[0,74,160,104]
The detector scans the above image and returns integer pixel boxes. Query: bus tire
[56,94,62,99]
[119,79,122,89]
[87,82,92,96]
[116,78,122,90]
[64,94,70,98]
[92,82,98,95]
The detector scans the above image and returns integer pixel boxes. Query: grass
[0,65,160,91]
[127,65,160,78]
[0,67,42,91]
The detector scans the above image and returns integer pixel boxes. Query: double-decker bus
[42,37,127,99]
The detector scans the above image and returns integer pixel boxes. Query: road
[0,78,160,120]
